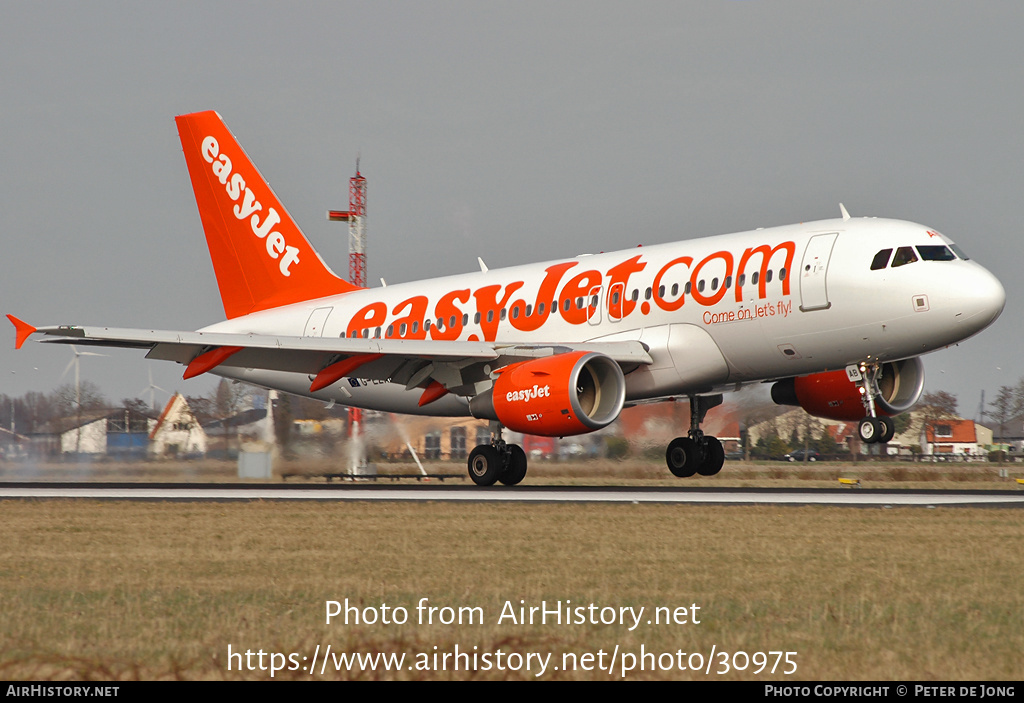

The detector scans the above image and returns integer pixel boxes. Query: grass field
[1,459,1022,680]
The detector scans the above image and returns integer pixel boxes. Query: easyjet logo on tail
[200,136,301,276]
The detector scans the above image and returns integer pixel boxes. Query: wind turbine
[62,345,107,410]
[139,368,169,412]
[61,344,107,454]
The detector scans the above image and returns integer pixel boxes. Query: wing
[9,316,653,402]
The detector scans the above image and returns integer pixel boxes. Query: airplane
[7,110,1006,485]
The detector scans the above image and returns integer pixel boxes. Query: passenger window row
[640,269,787,302]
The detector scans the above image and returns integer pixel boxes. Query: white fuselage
[201,217,1005,415]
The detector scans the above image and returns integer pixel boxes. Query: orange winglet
[309,353,383,392]
[183,346,244,380]
[418,380,450,407]
[7,315,37,350]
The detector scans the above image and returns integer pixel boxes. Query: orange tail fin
[175,111,358,319]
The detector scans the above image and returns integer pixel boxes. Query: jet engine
[770,357,925,421]
[469,351,626,436]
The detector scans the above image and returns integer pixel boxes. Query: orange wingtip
[7,315,37,350]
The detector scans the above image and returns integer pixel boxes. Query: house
[990,414,1024,456]
[746,408,851,455]
[149,393,207,458]
[891,415,993,458]
[32,408,156,457]
[0,427,30,461]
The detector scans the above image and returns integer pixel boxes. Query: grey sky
[1,1,1019,417]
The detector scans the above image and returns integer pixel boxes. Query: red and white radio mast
[327,161,368,474]
[327,159,367,287]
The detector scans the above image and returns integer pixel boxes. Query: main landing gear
[850,363,896,444]
[467,421,528,486]
[665,394,726,478]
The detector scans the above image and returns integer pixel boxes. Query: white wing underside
[31,324,653,396]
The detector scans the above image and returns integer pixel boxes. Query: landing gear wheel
[698,436,725,476]
[878,416,895,444]
[468,445,502,486]
[498,444,528,486]
[666,437,699,478]
[858,417,882,444]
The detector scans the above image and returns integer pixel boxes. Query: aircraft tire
[468,445,502,486]
[666,437,699,478]
[498,444,528,486]
[858,417,881,444]
[879,416,896,443]
[698,436,725,476]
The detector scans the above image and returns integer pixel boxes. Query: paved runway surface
[2,482,1023,507]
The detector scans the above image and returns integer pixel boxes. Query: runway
[2,482,1023,507]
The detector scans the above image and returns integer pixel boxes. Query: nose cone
[954,263,1005,336]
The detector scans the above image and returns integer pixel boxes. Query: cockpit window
[891,246,918,267]
[949,243,969,260]
[871,249,892,270]
[916,245,956,261]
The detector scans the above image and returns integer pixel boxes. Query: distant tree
[1013,378,1024,419]
[17,391,55,434]
[214,379,246,420]
[989,385,1015,439]
[736,387,788,460]
[892,412,913,437]
[814,431,839,456]
[988,385,1017,463]
[753,428,790,459]
[764,434,790,459]
[121,398,151,416]
[52,381,107,418]
[921,391,958,417]
[794,411,820,457]
[185,395,216,426]
[0,395,13,434]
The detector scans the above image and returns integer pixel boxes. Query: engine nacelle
[771,357,925,421]
[469,351,626,436]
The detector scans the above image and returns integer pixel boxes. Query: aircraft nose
[955,264,1005,334]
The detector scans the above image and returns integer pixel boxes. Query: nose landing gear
[850,363,896,444]
[857,415,895,444]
